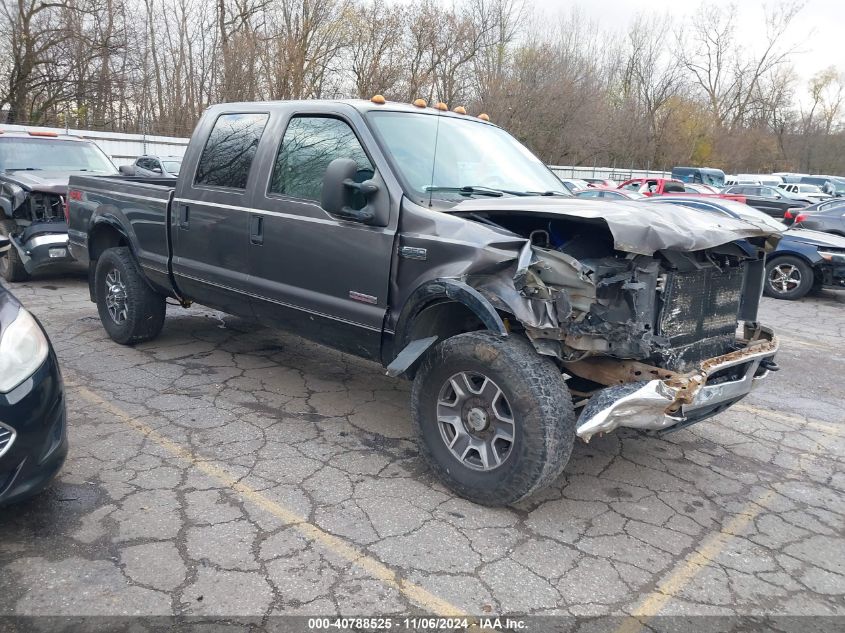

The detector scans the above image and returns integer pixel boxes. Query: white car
[560,178,591,192]
[777,183,831,202]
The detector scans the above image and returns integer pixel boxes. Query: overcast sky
[527,0,844,96]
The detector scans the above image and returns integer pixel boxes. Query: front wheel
[95,247,166,344]
[411,331,575,506]
[764,255,814,300]
[0,219,30,282]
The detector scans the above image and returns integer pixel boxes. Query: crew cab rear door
[245,105,398,360]
[171,110,270,316]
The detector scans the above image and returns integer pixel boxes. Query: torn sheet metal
[575,326,779,441]
[450,198,783,256]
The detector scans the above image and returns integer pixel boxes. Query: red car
[618,178,745,203]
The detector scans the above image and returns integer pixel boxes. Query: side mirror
[119,165,135,175]
[0,235,10,254]
[152,166,163,174]
[321,158,379,223]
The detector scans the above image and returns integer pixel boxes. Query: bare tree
[681,1,803,128]
[0,0,73,122]
[345,0,404,98]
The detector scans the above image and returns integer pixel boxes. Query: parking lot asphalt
[1,273,843,627]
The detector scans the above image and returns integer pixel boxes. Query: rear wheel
[764,255,813,300]
[0,219,30,282]
[411,331,575,506]
[95,247,166,344]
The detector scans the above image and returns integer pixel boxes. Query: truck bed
[67,174,175,287]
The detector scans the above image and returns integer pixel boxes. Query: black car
[649,197,845,300]
[783,198,845,225]
[722,185,807,219]
[792,203,845,237]
[0,254,67,505]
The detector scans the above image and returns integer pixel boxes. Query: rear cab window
[194,112,269,190]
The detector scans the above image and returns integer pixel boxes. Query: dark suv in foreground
[0,245,67,505]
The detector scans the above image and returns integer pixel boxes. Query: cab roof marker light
[453,106,467,115]
[478,113,490,121]
[435,102,448,111]
[413,99,427,108]
[28,130,58,137]
[371,94,386,105]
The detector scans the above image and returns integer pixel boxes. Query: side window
[269,116,373,206]
[195,112,269,189]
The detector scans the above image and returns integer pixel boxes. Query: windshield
[0,137,117,173]
[366,111,566,201]
[700,170,725,187]
[162,160,181,174]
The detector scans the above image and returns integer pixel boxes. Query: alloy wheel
[769,263,801,294]
[105,268,128,324]
[436,371,515,471]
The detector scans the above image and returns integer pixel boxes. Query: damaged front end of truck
[0,176,73,278]
[436,198,782,440]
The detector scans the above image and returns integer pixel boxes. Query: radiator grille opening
[654,266,745,371]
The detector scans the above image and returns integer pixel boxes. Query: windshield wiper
[522,190,569,197]
[424,185,504,197]
[5,167,43,171]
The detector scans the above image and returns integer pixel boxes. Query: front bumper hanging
[575,325,779,442]
[11,232,74,273]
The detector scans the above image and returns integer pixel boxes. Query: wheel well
[89,224,128,261]
[406,300,487,344]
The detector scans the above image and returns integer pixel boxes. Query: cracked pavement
[1,273,843,624]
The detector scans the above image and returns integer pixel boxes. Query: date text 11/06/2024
[307,617,528,630]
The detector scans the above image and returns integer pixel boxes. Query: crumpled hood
[451,197,784,256]
[784,228,845,249]
[1,170,110,194]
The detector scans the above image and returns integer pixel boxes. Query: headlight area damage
[448,198,782,441]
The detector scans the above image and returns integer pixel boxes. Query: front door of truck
[171,111,270,316]
[246,109,397,360]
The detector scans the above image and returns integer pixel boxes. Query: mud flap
[386,336,438,377]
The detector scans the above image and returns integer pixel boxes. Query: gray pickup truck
[68,99,781,505]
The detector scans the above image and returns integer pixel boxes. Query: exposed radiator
[655,266,745,370]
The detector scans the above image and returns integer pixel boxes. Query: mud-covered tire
[411,331,575,506]
[95,247,166,344]
[764,255,814,300]
[0,219,30,282]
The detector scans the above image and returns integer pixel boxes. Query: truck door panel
[171,112,269,317]
[246,112,396,359]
